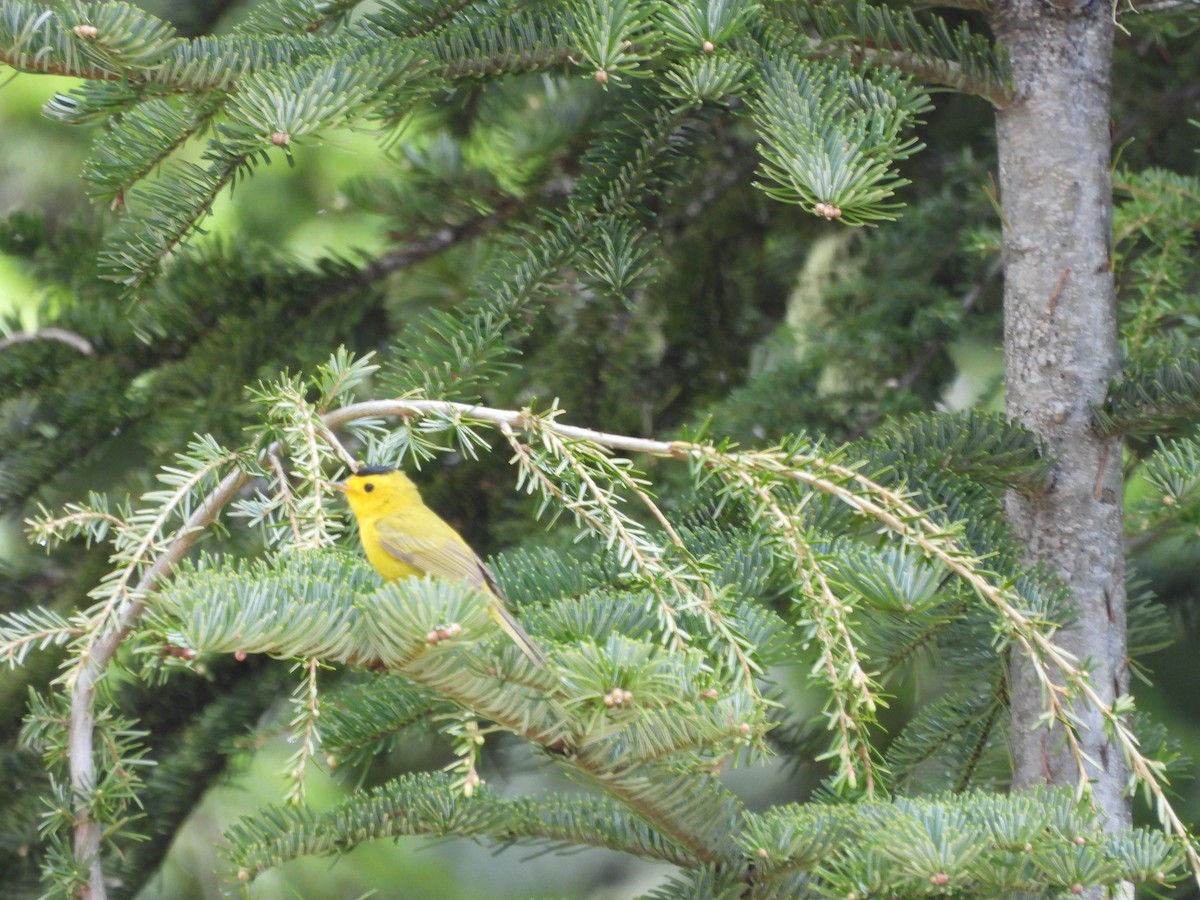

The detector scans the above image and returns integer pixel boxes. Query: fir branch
[499,420,690,651]
[226,772,700,879]
[45,391,1200,895]
[320,676,446,767]
[780,1,1014,105]
[354,192,532,282]
[499,791,697,866]
[883,678,1006,791]
[656,0,758,49]
[320,398,1199,873]
[59,0,178,72]
[574,767,741,865]
[79,96,215,205]
[844,257,1003,440]
[738,803,855,881]
[662,53,752,107]
[387,610,735,862]
[0,608,84,668]
[870,599,962,674]
[422,7,577,79]
[749,53,931,224]
[377,210,585,404]
[0,1,177,81]
[363,0,475,40]
[567,0,655,82]
[574,101,701,215]
[155,552,380,662]
[643,865,748,899]
[1127,434,1200,552]
[214,42,427,154]
[715,461,882,793]
[1095,349,1200,439]
[856,409,1052,493]
[742,788,1182,894]
[158,548,744,866]
[235,0,362,35]
[815,43,1011,108]
[560,634,762,767]
[97,157,248,286]
[1112,168,1200,356]
[225,772,502,880]
[147,32,316,91]
[283,658,323,806]
[955,683,1005,793]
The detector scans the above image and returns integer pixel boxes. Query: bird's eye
[363,483,375,493]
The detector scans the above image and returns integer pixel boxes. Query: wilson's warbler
[331,466,547,667]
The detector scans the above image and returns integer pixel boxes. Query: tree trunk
[991,0,1128,847]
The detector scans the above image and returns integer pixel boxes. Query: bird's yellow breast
[357,515,422,581]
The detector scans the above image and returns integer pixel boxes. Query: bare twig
[0,327,94,355]
[68,467,246,899]
[1128,0,1200,11]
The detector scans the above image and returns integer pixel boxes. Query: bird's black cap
[355,465,396,476]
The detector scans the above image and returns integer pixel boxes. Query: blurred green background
[3,4,1199,898]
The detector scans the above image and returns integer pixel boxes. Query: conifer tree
[1,1,1198,898]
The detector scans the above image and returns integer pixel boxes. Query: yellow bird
[331,465,547,667]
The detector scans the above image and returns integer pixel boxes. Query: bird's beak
[323,480,348,493]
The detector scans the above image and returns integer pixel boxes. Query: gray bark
[991,0,1129,843]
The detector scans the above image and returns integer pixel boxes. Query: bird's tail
[487,596,548,667]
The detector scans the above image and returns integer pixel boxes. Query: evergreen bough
[1,0,1198,897]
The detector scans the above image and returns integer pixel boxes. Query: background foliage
[1,1,1199,898]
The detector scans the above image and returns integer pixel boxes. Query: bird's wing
[375,518,542,665]
[374,522,490,592]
